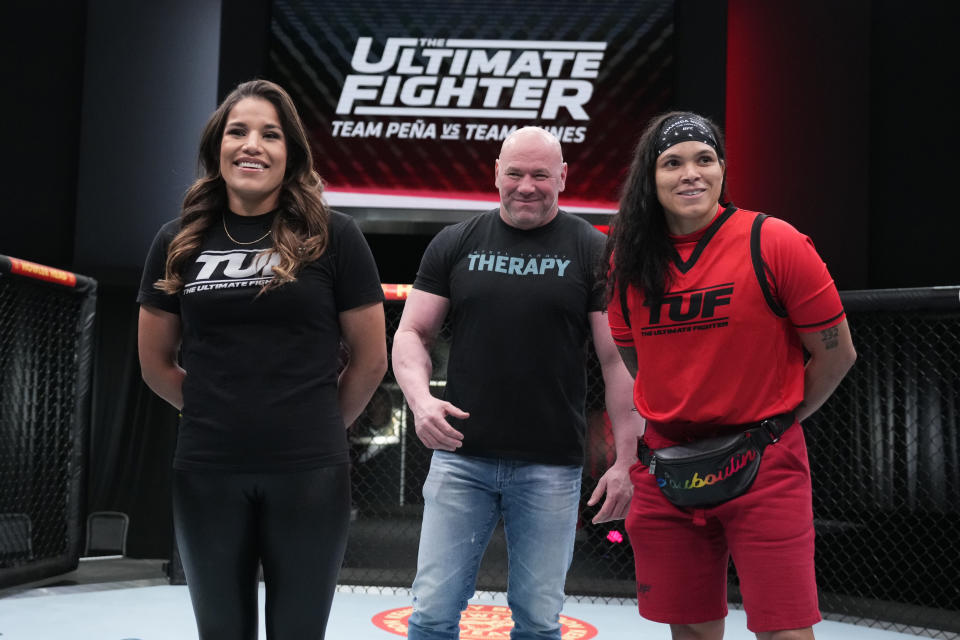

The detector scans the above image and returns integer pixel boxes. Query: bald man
[393,127,644,640]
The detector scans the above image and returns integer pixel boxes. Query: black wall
[73,0,222,281]
[868,0,956,287]
[3,3,86,270]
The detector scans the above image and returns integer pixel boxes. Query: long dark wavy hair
[155,79,329,294]
[603,111,727,305]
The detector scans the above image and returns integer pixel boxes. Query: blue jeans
[407,450,582,640]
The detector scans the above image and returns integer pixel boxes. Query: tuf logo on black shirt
[183,250,281,295]
[640,284,732,337]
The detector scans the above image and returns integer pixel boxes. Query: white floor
[0,581,940,640]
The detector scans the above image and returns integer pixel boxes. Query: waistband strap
[637,410,796,465]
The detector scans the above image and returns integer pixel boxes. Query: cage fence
[1,260,956,637]
[0,256,96,589]
[343,290,960,638]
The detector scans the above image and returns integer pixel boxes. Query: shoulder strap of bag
[750,214,788,318]
[619,284,631,328]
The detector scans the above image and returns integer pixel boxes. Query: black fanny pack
[638,412,795,508]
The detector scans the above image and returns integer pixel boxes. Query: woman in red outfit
[604,111,856,640]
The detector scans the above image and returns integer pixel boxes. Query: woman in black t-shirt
[137,80,386,640]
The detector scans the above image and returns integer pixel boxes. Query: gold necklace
[223,216,272,245]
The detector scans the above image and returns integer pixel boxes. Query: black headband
[655,115,719,156]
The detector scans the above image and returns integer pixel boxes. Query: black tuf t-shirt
[137,209,384,472]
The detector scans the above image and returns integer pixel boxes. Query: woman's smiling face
[219,97,287,215]
[655,140,725,235]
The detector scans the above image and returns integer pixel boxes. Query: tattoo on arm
[820,326,839,350]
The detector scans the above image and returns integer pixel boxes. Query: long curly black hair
[602,111,727,305]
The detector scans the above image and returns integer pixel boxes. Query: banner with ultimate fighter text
[267,0,675,213]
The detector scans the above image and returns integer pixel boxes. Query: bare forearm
[797,354,854,421]
[339,360,387,427]
[588,335,644,522]
[143,365,185,411]
[609,408,644,466]
[592,313,643,462]
[393,323,467,450]
[796,322,857,422]
[604,374,644,465]
[391,329,437,413]
[138,306,184,411]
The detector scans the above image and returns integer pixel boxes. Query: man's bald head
[495,127,567,229]
[499,126,564,164]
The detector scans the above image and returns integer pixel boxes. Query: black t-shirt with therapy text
[138,209,383,472]
[414,209,605,466]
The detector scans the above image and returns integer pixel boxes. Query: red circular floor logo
[372,604,599,639]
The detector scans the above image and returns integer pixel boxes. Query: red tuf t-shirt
[608,206,844,449]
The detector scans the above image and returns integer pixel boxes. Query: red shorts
[625,423,821,632]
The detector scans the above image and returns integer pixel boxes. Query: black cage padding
[0,256,96,588]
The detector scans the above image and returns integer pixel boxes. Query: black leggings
[172,465,351,640]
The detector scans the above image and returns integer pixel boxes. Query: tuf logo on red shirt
[641,284,732,336]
